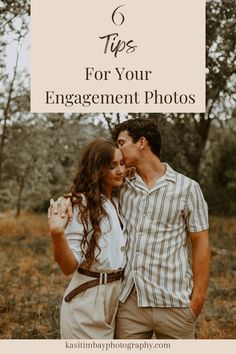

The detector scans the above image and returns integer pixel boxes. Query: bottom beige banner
[0,340,235,354]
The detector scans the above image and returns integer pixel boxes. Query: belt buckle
[99,272,108,285]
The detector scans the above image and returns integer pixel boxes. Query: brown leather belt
[64,268,124,302]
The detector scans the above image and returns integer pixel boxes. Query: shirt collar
[126,163,177,190]
[163,163,177,183]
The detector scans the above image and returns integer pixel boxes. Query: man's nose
[118,144,124,151]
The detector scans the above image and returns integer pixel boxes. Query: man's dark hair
[111,117,161,158]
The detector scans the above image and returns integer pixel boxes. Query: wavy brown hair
[70,138,117,269]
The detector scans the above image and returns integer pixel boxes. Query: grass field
[0,212,235,339]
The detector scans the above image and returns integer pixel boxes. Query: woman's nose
[117,165,125,174]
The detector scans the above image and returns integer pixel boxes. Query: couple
[48,118,210,340]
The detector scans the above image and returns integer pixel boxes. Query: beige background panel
[0,339,236,354]
[31,0,205,112]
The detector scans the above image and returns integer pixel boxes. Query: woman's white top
[65,196,126,272]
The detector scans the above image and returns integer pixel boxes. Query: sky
[5,31,29,77]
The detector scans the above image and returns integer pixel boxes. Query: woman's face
[103,148,126,190]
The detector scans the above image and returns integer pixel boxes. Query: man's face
[117,130,140,168]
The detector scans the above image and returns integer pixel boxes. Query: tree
[0,113,109,215]
[149,1,236,180]
[0,0,30,185]
[203,124,236,215]
[192,0,236,177]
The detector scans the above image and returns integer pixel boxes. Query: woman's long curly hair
[70,138,117,269]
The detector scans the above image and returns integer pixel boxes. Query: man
[51,117,210,339]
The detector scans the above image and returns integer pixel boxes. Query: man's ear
[138,136,148,150]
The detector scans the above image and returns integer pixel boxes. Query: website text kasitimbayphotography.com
[65,340,171,351]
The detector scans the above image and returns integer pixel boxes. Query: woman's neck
[104,188,112,201]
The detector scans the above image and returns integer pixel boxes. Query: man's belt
[64,268,124,302]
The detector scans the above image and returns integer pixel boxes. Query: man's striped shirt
[119,164,209,307]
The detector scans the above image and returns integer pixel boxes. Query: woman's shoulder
[69,193,87,225]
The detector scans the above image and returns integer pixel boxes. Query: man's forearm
[189,230,211,316]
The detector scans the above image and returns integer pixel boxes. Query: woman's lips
[115,177,124,181]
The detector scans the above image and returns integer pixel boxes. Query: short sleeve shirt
[119,164,209,307]
[65,196,126,272]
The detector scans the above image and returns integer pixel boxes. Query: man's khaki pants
[115,286,197,339]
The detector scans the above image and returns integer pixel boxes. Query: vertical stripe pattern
[119,164,209,307]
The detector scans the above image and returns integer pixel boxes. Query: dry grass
[0,212,67,338]
[195,215,236,339]
[0,212,235,339]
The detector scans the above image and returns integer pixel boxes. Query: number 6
[112,5,125,26]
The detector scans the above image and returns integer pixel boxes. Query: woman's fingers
[48,198,55,219]
[58,197,72,219]
[48,197,72,220]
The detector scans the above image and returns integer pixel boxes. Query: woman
[48,138,126,339]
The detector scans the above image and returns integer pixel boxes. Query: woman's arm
[48,210,78,276]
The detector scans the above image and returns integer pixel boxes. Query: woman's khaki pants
[61,271,121,339]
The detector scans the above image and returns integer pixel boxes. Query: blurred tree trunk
[15,160,31,217]
[191,112,212,179]
[0,1,30,188]
[0,43,20,185]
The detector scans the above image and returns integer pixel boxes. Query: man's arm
[189,230,211,317]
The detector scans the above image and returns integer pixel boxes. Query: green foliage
[206,0,236,108]
[203,126,236,216]
[0,114,108,214]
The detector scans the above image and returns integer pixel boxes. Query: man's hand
[48,197,73,220]
[190,298,204,318]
